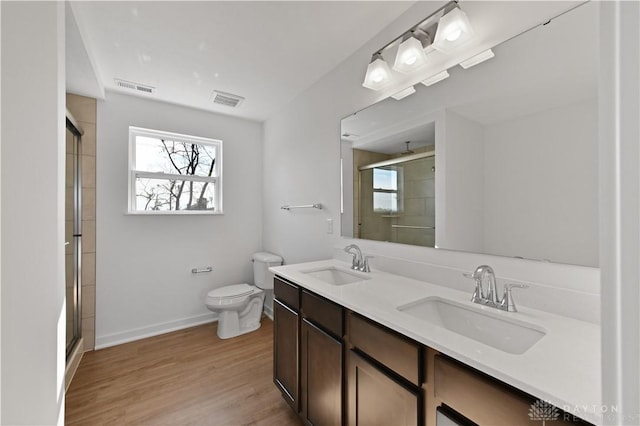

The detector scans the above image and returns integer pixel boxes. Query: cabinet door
[348,350,420,426]
[301,319,343,426]
[274,299,299,412]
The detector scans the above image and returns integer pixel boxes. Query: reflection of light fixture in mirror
[421,70,450,86]
[362,53,392,90]
[391,86,416,100]
[393,31,431,74]
[433,6,474,53]
[460,49,495,69]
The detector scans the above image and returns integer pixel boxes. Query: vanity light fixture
[361,1,477,92]
[432,6,474,53]
[393,31,431,74]
[391,86,416,100]
[420,70,450,86]
[362,52,393,90]
[459,48,495,69]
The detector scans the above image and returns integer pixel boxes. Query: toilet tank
[253,252,283,290]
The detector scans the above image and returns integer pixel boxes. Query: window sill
[126,210,223,216]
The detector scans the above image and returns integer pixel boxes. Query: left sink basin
[302,267,371,286]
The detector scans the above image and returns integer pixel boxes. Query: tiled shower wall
[66,94,97,351]
[354,146,435,247]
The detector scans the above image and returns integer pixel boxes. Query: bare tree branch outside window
[131,131,219,212]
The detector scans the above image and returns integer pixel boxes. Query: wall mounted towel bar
[391,225,435,230]
[281,203,323,211]
[191,266,213,274]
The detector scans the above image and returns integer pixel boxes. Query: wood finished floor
[66,319,302,426]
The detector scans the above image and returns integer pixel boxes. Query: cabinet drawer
[274,276,299,311]
[348,312,421,386]
[301,290,343,338]
[435,355,537,426]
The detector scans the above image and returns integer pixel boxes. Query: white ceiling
[66,1,416,122]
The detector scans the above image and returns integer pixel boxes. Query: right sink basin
[397,296,546,354]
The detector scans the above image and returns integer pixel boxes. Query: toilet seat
[207,283,254,300]
[205,284,262,309]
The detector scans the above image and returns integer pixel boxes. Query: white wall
[1,2,66,424]
[599,2,640,424]
[96,92,263,348]
[484,99,598,265]
[437,110,484,253]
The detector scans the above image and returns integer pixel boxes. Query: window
[373,166,402,213]
[128,127,223,214]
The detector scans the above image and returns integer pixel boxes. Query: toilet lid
[207,283,254,299]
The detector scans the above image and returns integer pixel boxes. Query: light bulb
[445,27,462,42]
[363,54,392,91]
[433,7,474,53]
[393,35,428,74]
[372,71,385,83]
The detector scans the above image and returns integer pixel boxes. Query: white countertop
[271,259,602,425]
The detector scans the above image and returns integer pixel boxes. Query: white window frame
[128,126,223,215]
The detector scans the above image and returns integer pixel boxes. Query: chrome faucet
[344,244,363,270]
[463,265,528,312]
[343,244,373,272]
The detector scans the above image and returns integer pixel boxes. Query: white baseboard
[263,304,273,320]
[95,312,217,350]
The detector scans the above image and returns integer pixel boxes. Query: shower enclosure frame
[66,109,84,359]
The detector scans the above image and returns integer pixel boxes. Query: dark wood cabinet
[347,350,421,426]
[273,275,588,426]
[274,299,300,411]
[346,311,422,426]
[347,312,422,386]
[274,277,344,424]
[301,318,343,426]
[432,355,583,426]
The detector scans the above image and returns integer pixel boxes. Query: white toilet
[205,252,283,339]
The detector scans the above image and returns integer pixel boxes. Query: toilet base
[213,291,265,339]
[217,314,261,339]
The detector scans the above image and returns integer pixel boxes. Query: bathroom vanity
[271,260,600,426]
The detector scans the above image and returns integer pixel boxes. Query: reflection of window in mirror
[373,167,401,213]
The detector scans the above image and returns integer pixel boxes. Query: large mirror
[341,2,598,267]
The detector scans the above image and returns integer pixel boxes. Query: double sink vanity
[270,255,600,425]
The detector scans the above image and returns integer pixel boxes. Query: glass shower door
[65,120,82,358]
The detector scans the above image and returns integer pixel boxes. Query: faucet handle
[500,283,529,312]
[361,256,374,273]
[347,251,359,270]
[463,272,484,302]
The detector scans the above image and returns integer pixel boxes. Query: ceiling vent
[211,90,244,108]
[114,79,156,94]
